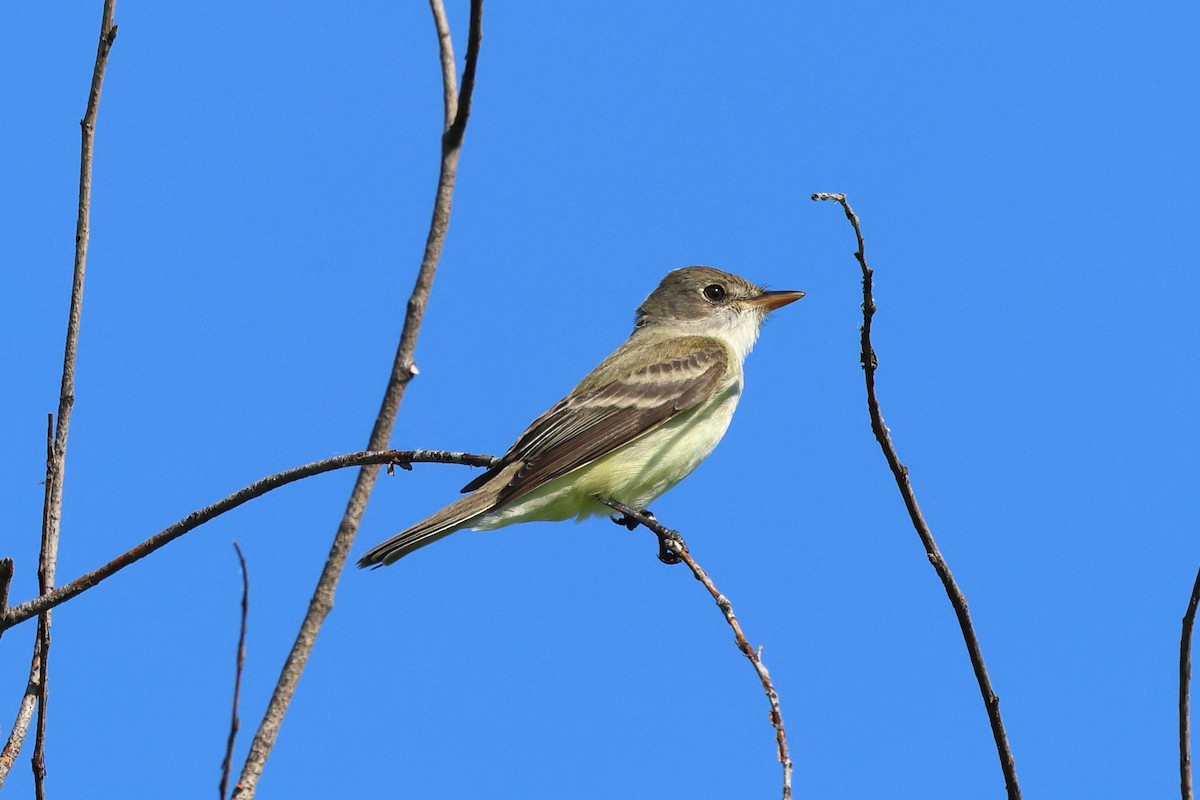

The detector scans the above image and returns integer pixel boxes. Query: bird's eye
[703,284,726,303]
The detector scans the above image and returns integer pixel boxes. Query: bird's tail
[357,463,519,568]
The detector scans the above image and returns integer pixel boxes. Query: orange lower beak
[746,290,805,312]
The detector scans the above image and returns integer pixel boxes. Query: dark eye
[703,284,726,303]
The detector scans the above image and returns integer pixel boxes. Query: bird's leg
[603,501,684,565]
[610,512,640,531]
[609,508,656,530]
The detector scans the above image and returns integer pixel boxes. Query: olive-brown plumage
[358,266,803,567]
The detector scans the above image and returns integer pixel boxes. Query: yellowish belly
[476,381,742,530]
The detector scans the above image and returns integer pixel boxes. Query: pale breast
[567,375,742,509]
[476,366,744,529]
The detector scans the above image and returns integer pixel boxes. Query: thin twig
[23,5,120,796]
[0,643,42,787]
[1180,564,1200,800]
[220,544,251,800]
[431,0,458,130]
[601,500,793,800]
[31,618,47,799]
[1,450,495,632]
[444,0,482,150]
[0,559,12,626]
[232,8,484,793]
[33,415,53,799]
[42,2,119,582]
[812,192,1021,799]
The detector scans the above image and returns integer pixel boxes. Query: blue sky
[3,2,1198,797]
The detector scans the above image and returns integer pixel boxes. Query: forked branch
[230,3,485,796]
[0,450,496,632]
[0,2,118,794]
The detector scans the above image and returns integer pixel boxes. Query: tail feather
[357,463,520,568]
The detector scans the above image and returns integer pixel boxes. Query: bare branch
[43,0,119,584]
[601,500,793,800]
[445,0,482,150]
[39,0,120,627]
[33,415,53,800]
[9,4,120,795]
[220,544,251,800]
[0,643,41,787]
[1181,564,1200,800]
[429,1,457,130]
[0,559,12,625]
[31,617,49,800]
[0,450,496,632]
[812,192,1021,799]
[231,7,484,788]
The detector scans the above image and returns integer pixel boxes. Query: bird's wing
[460,336,730,505]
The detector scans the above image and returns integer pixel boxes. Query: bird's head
[634,266,804,359]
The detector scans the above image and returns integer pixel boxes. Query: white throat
[716,310,764,362]
[652,308,763,363]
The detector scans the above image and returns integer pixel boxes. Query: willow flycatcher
[358,266,803,567]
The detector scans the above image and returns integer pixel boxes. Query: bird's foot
[604,503,683,565]
[610,508,656,531]
[655,528,685,566]
[610,512,639,531]
[386,457,413,475]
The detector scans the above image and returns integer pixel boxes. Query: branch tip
[219,543,250,800]
[817,191,1020,799]
[0,558,12,614]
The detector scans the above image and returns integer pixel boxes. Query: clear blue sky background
[3,2,1198,798]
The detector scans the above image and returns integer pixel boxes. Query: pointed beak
[744,289,805,312]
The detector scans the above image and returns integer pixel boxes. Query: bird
[358,266,803,567]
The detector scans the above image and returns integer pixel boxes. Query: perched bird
[358,266,803,567]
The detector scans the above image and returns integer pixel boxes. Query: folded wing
[461,335,730,506]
